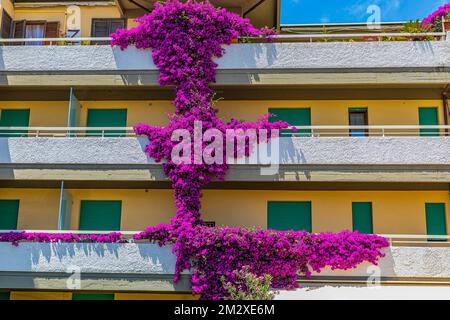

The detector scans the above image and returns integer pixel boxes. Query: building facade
[1,0,450,300]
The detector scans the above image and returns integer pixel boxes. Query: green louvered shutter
[0,292,10,300]
[72,293,114,300]
[426,203,447,241]
[79,200,121,231]
[352,202,373,234]
[0,109,30,137]
[269,108,311,137]
[0,200,19,230]
[419,107,439,136]
[86,109,127,137]
[267,201,312,231]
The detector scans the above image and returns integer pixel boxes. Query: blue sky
[281,0,448,25]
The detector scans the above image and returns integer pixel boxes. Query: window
[419,107,439,137]
[425,203,447,241]
[0,200,19,230]
[352,202,373,234]
[86,109,127,137]
[267,201,312,231]
[79,200,122,231]
[1,10,13,39]
[0,109,30,137]
[72,293,115,300]
[91,19,125,44]
[349,108,368,137]
[268,108,311,137]
[10,21,59,45]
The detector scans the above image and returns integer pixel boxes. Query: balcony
[0,232,449,295]
[0,234,190,292]
[0,126,449,184]
[1,33,450,87]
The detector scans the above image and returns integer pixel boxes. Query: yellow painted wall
[216,100,445,126]
[79,6,122,37]
[2,188,449,235]
[79,100,175,127]
[115,293,199,300]
[201,190,450,235]
[0,100,444,128]
[8,291,198,300]
[12,5,122,37]
[0,101,68,127]
[0,0,15,27]
[10,291,71,300]
[67,189,175,230]
[14,7,66,36]
[0,188,60,229]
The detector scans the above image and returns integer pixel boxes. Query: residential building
[0,0,450,300]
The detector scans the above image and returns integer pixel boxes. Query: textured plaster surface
[1,137,449,165]
[0,242,178,274]
[1,41,450,72]
[276,285,450,300]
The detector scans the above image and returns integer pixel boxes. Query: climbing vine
[0,0,389,300]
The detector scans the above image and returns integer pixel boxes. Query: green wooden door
[352,202,373,234]
[0,200,19,230]
[269,108,311,136]
[267,201,312,231]
[86,109,127,137]
[0,109,30,137]
[419,107,439,136]
[426,203,447,241]
[0,292,10,300]
[79,200,121,231]
[72,293,114,300]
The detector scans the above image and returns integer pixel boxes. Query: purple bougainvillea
[0,0,389,300]
[423,3,450,29]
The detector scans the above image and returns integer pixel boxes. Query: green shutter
[267,201,312,232]
[0,109,30,137]
[426,203,447,241]
[86,109,127,137]
[79,200,121,231]
[352,202,373,234]
[72,293,114,300]
[419,107,439,136]
[0,292,10,300]
[0,200,19,230]
[269,108,311,137]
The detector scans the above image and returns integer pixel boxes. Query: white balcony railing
[0,125,449,138]
[0,32,446,46]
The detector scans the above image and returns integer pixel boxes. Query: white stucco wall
[0,242,177,274]
[1,242,449,280]
[276,285,450,300]
[1,137,449,165]
[1,41,450,72]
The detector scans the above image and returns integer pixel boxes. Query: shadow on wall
[0,139,15,179]
[0,47,7,85]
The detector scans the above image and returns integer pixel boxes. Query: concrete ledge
[312,246,450,279]
[2,137,450,165]
[2,42,450,86]
[1,137,450,183]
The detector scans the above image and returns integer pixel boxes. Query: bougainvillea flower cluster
[135,226,388,300]
[0,0,390,300]
[0,231,124,247]
[423,3,450,28]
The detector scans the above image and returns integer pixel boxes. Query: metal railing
[0,125,448,138]
[0,32,446,46]
[284,125,450,137]
[0,127,136,137]
[0,230,448,246]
